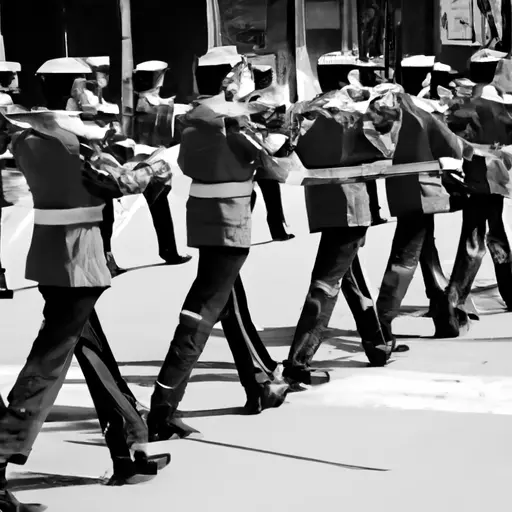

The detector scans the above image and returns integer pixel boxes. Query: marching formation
[0,42,512,511]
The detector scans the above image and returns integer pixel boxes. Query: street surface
[1,175,512,512]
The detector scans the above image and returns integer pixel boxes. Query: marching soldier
[0,109,171,511]
[281,113,392,387]
[148,66,290,440]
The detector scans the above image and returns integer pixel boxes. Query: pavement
[1,177,512,512]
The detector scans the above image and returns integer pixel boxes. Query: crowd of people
[0,43,511,511]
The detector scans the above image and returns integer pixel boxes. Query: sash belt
[189,180,254,199]
[33,205,105,226]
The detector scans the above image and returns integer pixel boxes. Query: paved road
[1,178,511,511]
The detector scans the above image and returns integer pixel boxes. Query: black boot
[159,251,192,266]
[243,381,290,415]
[282,366,330,392]
[0,270,13,300]
[0,463,47,512]
[108,452,171,486]
[361,339,392,367]
[0,491,47,512]
[104,418,170,486]
[432,292,470,339]
[105,252,127,278]
[148,408,202,442]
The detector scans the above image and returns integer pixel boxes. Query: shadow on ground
[8,472,104,492]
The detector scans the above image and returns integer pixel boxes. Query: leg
[366,180,387,225]
[101,199,126,277]
[486,195,512,310]
[149,247,249,440]
[0,287,103,464]
[75,313,170,486]
[258,179,294,241]
[420,216,448,305]
[143,180,191,265]
[438,195,488,337]
[341,254,391,366]
[221,276,288,414]
[376,215,429,345]
[284,227,367,383]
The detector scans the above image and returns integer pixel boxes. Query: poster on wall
[440,0,473,42]
[440,0,503,46]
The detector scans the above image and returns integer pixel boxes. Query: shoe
[0,490,47,512]
[105,252,127,278]
[432,294,469,339]
[283,366,330,387]
[0,271,13,300]
[148,413,203,442]
[243,381,290,415]
[272,233,295,242]
[108,452,171,486]
[371,217,388,226]
[361,340,392,367]
[159,252,192,266]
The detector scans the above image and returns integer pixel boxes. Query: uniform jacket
[385,93,463,217]
[178,104,259,248]
[294,116,373,232]
[11,125,110,287]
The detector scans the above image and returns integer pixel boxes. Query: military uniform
[0,112,169,509]
[149,101,289,439]
[282,115,391,383]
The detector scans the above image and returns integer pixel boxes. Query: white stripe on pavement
[291,370,512,416]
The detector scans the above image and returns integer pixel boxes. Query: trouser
[284,226,380,371]
[366,180,383,221]
[152,246,271,412]
[0,286,147,464]
[252,180,288,239]
[220,275,278,390]
[376,214,448,339]
[0,208,3,273]
[100,181,180,257]
[446,194,512,310]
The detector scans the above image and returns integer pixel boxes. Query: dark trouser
[0,286,146,464]
[376,214,448,340]
[152,246,270,413]
[100,181,180,257]
[284,227,378,371]
[446,194,512,310]
[221,276,278,394]
[253,180,288,239]
[366,180,383,221]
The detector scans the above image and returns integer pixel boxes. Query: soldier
[281,113,392,388]
[148,65,290,440]
[0,109,171,511]
[197,47,294,242]
[0,61,20,299]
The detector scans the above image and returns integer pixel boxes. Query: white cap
[470,48,507,63]
[198,46,242,67]
[0,62,21,73]
[84,56,110,69]
[401,55,435,68]
[36,58,92,75]
[134,60,168,72]
[433,62,453,72]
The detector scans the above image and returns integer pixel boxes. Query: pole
[119,0,134,137]
[206,0,222,49]
[0,2,5,61]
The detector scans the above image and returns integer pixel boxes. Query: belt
[33,205,105,226]
[189,180,254,199]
